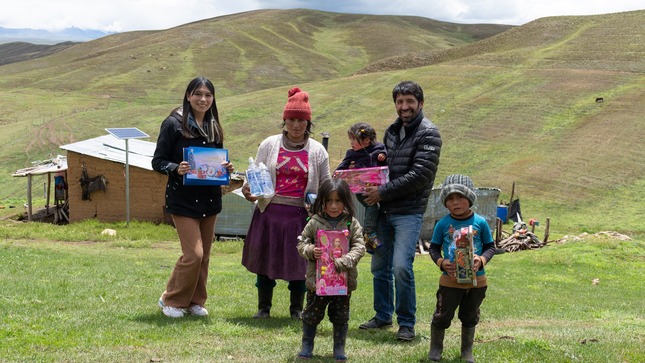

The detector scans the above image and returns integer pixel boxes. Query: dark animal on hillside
[595,97,604,103]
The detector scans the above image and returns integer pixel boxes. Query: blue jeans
[370,212,423,327]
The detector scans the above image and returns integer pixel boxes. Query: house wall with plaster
[66,151,167,223]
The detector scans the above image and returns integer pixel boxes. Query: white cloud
[0,0,642,31]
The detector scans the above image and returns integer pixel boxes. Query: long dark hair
[180,77,224,143]
[312,178,355,218]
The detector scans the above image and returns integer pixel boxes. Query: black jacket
[151,110,223,218]
[378,110,441,214]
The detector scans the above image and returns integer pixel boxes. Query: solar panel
[105,127,149,140]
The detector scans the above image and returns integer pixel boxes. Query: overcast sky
[2,0,643,32]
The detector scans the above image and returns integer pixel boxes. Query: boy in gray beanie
[428,174,496,363]
[439,174,477,208]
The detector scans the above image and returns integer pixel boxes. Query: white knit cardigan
[250,134,330,212]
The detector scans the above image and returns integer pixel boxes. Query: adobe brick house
[60,135,167,223]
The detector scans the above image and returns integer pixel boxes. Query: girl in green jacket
[296,178,366,361]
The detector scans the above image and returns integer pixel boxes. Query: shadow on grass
[225,316,302,330]
[133,311,216,326]
[350,326,428,346]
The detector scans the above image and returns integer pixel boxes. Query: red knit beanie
[283,87,312,121]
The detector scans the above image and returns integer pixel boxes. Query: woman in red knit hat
[241,86,331,320]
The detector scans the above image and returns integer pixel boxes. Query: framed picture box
[453,225,476,284]
[332,166,389,194]
[183,147,229,186]
[315,229,349,296]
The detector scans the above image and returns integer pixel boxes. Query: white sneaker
[162,306,186,318]
[188,304,209,317]
[158,296,186,318]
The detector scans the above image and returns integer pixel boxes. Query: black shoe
[359,317,393,330]
[397,326,415,341]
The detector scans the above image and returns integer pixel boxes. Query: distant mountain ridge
[0,26,113,44]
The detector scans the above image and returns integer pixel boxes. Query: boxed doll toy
[332,166,389,194]
[453,225,477,285]
[183,147,229,186]
[315,229,349,296]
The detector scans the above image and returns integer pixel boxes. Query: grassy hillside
[0,9,643,237]
[0,41,78,65]
[357,11,644,74]
[0,9,507,96]
[0,10,508,196]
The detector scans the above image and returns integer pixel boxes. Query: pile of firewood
[495,220,548,252]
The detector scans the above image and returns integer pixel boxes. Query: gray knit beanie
[440,174,477,207]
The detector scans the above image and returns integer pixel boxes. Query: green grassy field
[0,220,643,362]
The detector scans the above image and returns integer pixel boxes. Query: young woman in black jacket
[152,76,234,318]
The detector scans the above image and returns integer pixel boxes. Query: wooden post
[509,182,515,204]
[543,218,550,243]
[27,174,33,221]
[46,173,51,213]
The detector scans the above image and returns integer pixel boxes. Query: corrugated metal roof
[12,155,68,177]
[59,134,155,170]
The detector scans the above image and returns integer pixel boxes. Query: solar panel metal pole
[125,139,130,225]
[105,128,149,226]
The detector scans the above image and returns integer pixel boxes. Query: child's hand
[333,258,346,272]
[377,153,386,162]
[313,247,323,259]
[441,260,456,279]
[473,255,482,271]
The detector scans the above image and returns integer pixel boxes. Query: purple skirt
[242,203,309,281]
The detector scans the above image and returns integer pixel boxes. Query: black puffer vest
[378,111,442,215]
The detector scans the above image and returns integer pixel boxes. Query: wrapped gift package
[315,229,349,296]
[453,225,476,285]
[332,166,389,194]
[183,147,229,186]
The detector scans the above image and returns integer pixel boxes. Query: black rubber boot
[297,322,317,359]
[333,323,348,361]
[461,326,476,363]
[428,324,445,362]
[290,290,305,320]
[252,288,273,319]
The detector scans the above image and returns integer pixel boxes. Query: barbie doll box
[315,230,349,296]
[183,147,229,186]
[453,225,476,285]
[332,166,389,194]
